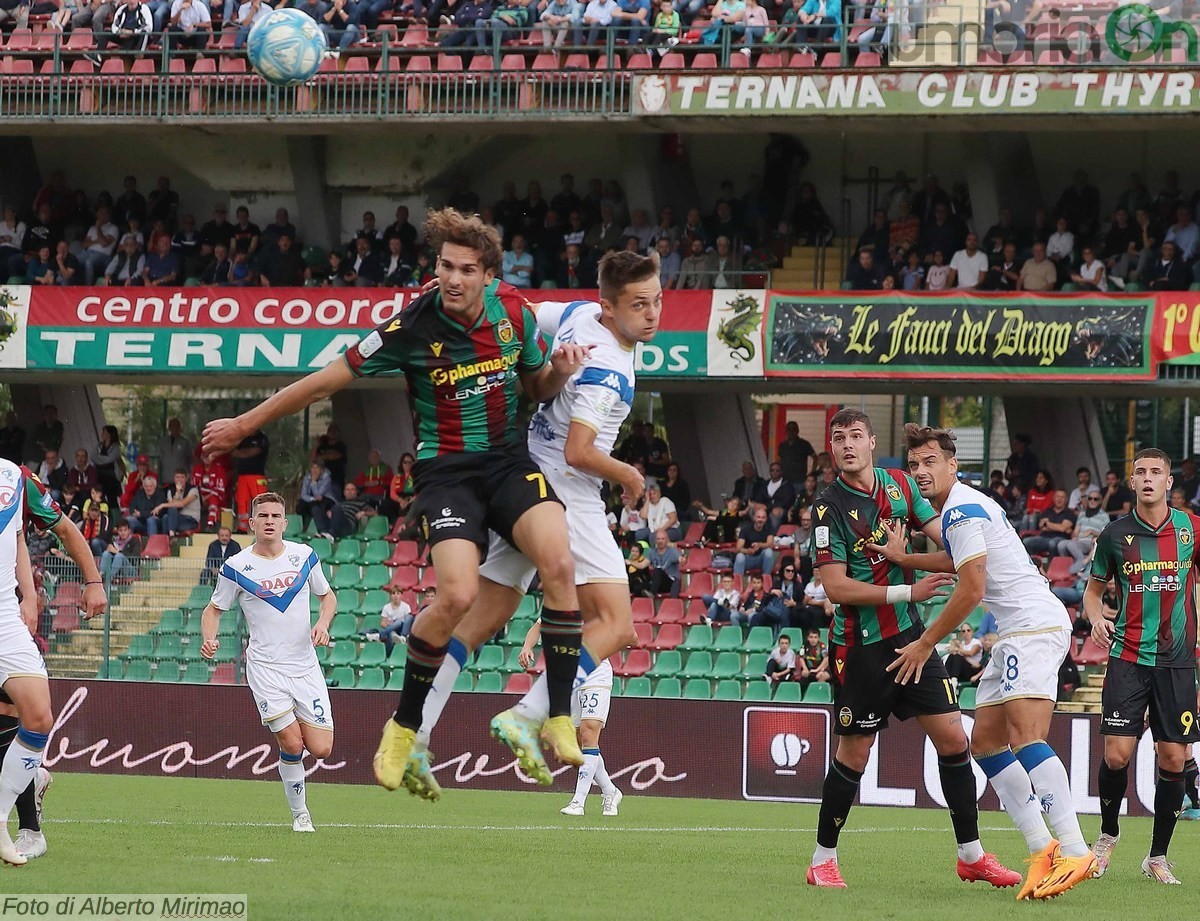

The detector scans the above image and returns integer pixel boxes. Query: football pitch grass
[4,773,1198,920]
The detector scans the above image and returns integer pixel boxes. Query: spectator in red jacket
[120,453,153,510]
[192,452,230,531]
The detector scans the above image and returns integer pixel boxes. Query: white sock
[987,759,1053,853]
[812,845,837,864]
[516,663,590,724]
[957,840,985,864]
[594,753,616,795]
[1022,745,1089,858]
[417,653,465,747]
[278,753,307,817]
[0,737,43,821]
[574,750,599,803]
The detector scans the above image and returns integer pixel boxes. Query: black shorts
[830,623,959,736]
[1100,657,1199,743]
[413,448,562,552]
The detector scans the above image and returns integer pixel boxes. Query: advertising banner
[765,292,1154,380]
[1152,292,1200,365]
[633,70,1200,117]
[7,285,720,380]
[46,679,1162,815]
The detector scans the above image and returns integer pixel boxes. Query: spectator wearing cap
[121,453,154,508]
[157,417,194,483]
[1057,486,1109,574]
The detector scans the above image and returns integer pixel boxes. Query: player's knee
[306,737,334,760]
[1103,747,1132,770]
[436,584,477,619]
[20,708,54,736]
[535,549,575,592]
[578,724,601,748]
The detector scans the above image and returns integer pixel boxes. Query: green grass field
[3,774,1197,920]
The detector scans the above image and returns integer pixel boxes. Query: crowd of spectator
[1,168,780,290]
[844,169,1200,292]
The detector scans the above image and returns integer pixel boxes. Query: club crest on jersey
[838,706,852,727]
[1182,528,1192,545]
[289,554,302,566]
[885,484,902,502]
[0,467,13,482]
[431,342,444,357]
[497,318,514,344]
[257,571,299,597]
[0,485,15,508]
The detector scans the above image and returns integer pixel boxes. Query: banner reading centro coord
[766,292,1155,380]
[1,285,742,379]
[632,70,1200,117]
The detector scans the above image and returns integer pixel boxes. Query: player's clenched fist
[311,625,331,647]
[201,417,246,458]
[549,343,594,377]
[200,638,220,659]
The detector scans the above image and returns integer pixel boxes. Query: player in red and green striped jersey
[806,409,1018,890]
[202,209,593,794]
[1086,447,1200,885]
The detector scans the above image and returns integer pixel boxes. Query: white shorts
[479,461,626,591]
[571,659,614,727]
[975,629,1070,709]
[0,611,47,686]
[246,657,333,733]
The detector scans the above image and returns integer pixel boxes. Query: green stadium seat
[470,645,505,673]
[357,668,386,690]
[155,635,183,660]
[803,682,833,703]
[773,682,802,703]
[302,244,326,269]
[152,609,185,634]
[713,626,744,652]
[503,617,535,646]
[213,643,239,663]
[475,671,504,693]
[185,584,212,610]
[501,648,526,674]
[331,565,361,590]
[683,679,712,699]
[358,643,387,667]
[283,517,304,538]
[711,652,742,680]
[453,671,474,691]
[153,661,181,682]
[515,594,540,618]
[964,607,985,632]
[96,657,123,679]
[126,634,155,660]
[360,589,389,616]
[362,540,391,565]
[957,686,977,710]
[361,565,391,590]
[743,680,771,701]
[678,625,713,652]
[6,276,26,285]
[335,589,361,616]
[180,641,205,662]
[332,539,363,565]
[682,652,714,679]
[715,679,742,700]
[307,538,333,560]
[182,662,211,683]
[386,670,406,690]
[362,516,390,540]
[329,614,359,640]
[125,660,153,681]
[741,654,768,679]
[217,612,239,638]
[328,665,356,688]
[611,678,624,696]
[624,676,652,697]
[388,644,408,667]
[653,677,682,698]
[745,627,775,653]
[316,645,331,666]
[329,643,357,667]
[645,650,682,679]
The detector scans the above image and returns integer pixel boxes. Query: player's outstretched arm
[199,603,223,659]
[564,422,645,505]
[820,563,953,607]
[518,620,541,669]
[864,518,954,573]
[311,591,335,648]
[51,515,106,619]
[1082,577,1113,649]
[887,555,987,685]
[202,359,356,458]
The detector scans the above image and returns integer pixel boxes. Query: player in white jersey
[396,250,663,801]
[881,425,1096,900]
[516,620,622,816]
[0,460,106,864]
[201,492,337,832]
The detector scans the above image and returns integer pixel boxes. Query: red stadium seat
[659,52,685,69]
[130,58,157,76]
[678,522,706,548]
[682,547,711,572]
[51,606,79,634]
[820,51,842,67]
[1073,637,1107,665]
[626,52,653,70]
[417,567,438,592]
[855,51,881,67]
[682,572,713,599]
[376,23,398,44]
[388,540,420,566]
[500,53,526,71]
[437,53,463,71]
[655,598,686,624]
[788,51,816,68]
[691,52,718,68]
[343,55,372,76]
[389,565,420,590]
[531,52,558,71]
[69,58,96,76]
[400,23,430,46]
[1045,556,1075,587]
[218,56,248,75]
[563,53,591,69]
[505,672,532,693]
[66,29,94,50]
[216,28,237,49]
[142,534,171,559]
[2,58,34,75]
[647,622,682,651]
[684,599,707,624]
[406,54,432,72]
[211,663,239,684]
[596,54,621,70]
[5,29,32,52]
[755,52,782,68]
[633,623,654,647]
[615,648,650,677]
[632,597,655,622]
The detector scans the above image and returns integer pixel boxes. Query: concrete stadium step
[1056,701,1092,713]
[773,270,821,288]
[913,1,980,66]
[1073,687,1102,703]
[1086,672,1106,688]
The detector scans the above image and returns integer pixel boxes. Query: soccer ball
[246,8,328,88]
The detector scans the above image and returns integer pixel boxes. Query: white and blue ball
[247,8,328,87]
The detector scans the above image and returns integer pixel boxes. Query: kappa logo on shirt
[947,508,965,523]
